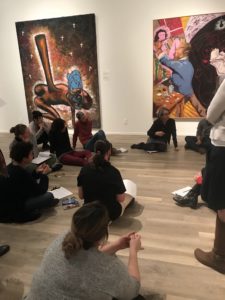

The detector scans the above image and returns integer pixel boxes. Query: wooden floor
[0,133,225,300]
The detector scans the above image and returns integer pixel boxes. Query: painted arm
[159,54,182,74]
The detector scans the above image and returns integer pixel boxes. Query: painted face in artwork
[158,31,166,41]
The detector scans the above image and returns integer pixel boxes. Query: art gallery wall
[0,0,224,135]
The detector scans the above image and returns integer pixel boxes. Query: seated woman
[49,118,91,166]
[10,124,62,172]
[77,140,134,221]
[1,142,59,223]
[131,107,178,152]
[26,202,142,300]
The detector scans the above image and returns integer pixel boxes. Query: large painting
[153,13,225,118]
[16,14,101,128]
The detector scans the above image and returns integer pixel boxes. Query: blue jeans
[84,130,106,152]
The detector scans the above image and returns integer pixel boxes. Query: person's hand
[36,163,50,174]
[115,232,135,250]
[196,139,202,145]
[42,164,51,174]
[155,131,165,137]
[129,234,142,252]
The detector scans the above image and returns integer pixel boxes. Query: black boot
[175,193,198,209]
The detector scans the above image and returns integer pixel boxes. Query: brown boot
[194,215,225,274]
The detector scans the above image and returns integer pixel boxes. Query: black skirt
[201,145,225,211]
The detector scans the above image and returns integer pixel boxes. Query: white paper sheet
[123,179,137,198]
[118,148,128,153]
[32,151,51,164]
[50,187,73,199]
[172,186,192,197]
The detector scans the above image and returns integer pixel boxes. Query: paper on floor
[123,179,137,198]
[172,186,192,197]
[50,187,73,199]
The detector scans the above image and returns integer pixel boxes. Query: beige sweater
[207,79,225,146]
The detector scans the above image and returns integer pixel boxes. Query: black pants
[0,192,58,223]
[132,141,167,152]
[185,136,211,152]
[37,131,49,146]
[24,192,58,212]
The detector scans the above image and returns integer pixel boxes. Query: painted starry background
[16,14,101,128]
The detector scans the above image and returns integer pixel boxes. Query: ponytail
[62,232,83,259]
[62,202,109,259]
[92,140,112,170]
[10,124,27,137]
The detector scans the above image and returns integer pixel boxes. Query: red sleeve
[73,122,79,148]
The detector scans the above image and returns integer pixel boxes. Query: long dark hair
[10,124,27,138]
[92,140,112,170]
[50,118,66,133]
[62,202,109,259]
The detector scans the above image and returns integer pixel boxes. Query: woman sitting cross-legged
[49,118,91,166]
[0,142,59,223]
[10,124,62,173]
[26,202,143,300]
[77,140,134,221]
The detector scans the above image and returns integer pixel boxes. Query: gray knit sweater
[26,234,140,300]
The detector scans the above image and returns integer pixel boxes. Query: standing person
[73,111,106,151]
[194,79,225,274]
[3,142,58,223]
[26,202,142,300]
[49,118,91,166]
[185,119,212,154]
[131,108,178,152]
[29,111,50,150]
[77,140,133,221]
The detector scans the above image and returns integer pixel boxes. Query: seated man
[185,118,212,154]
[73,111,106,152]
[131,107,178,152]
[77,140,133,221]
[29,111,50,150]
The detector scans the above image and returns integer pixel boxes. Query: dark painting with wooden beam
[16,14,100,128]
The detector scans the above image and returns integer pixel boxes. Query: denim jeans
[84,130,106,152]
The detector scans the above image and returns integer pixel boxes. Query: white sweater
[207,79,225,147]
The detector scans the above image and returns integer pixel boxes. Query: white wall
[0,0,224,135]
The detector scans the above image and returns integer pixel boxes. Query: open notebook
[172,186,192,197]
[123,179,137,199]
[50,187,73,199]
[32,151,51,165]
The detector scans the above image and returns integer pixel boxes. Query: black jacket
[147,118,178,148]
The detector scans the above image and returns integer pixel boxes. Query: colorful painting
[16,14,101,128]
[153,13,225,118]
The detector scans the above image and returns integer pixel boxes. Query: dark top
[0,175,12,218]
[196,119,212,139]
[147,118,178,148]
[77,161,126,220]
[6,163,49,212]
[49,129,72,157]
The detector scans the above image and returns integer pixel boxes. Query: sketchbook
[50,187,73,199]
[32,151,51,164]
[123,179,137,198]
[172,186,192,197]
